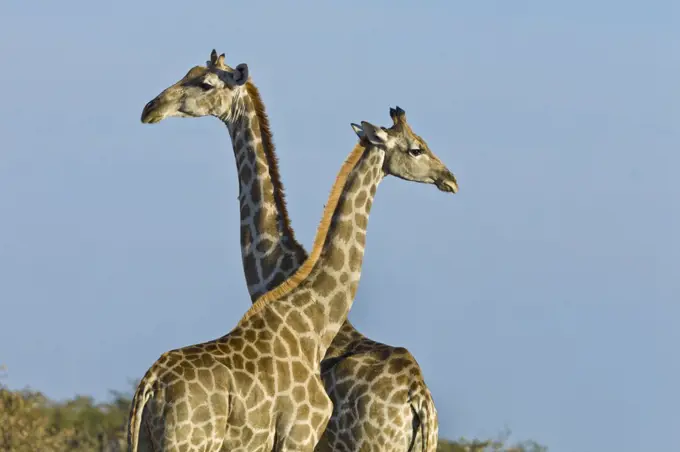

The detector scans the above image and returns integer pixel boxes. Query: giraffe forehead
[389,122,417,141]
[402,127,429,148]
[393,130,425,149]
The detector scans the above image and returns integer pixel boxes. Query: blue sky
[0,1,677,451]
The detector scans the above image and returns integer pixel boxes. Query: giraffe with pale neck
[134,50,458,452]
[141,51,306,299]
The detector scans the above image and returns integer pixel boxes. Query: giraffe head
[141,49,249,124]
[351,107,459,193]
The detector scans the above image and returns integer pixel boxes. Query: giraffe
[138,50,451,451]
[130,85,457,451]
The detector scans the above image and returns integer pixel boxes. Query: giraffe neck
[223,82,307,302]
[242,143,385,357]
[307,145,384,353]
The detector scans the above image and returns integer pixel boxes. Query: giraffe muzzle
[435,171,458,194]
[141,99,162,124]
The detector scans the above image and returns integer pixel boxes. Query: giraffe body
[130,315,334,452]
[317,324,438,451]
[135,50,457,452]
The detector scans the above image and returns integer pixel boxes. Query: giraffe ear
[232,63,249,85]
[351,123,364,138]
[358,121,388,145]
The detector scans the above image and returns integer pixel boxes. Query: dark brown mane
[245,81,304,255]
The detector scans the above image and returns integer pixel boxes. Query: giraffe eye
[199,82,214,91]
[408,148,424,157]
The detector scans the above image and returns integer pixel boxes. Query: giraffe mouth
[435,178,458,194]
[142,114,162,124]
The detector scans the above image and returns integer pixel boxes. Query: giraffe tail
[127,373,156,452]
[412,389,438,452]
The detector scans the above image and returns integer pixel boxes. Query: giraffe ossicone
[132,49,457,452]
